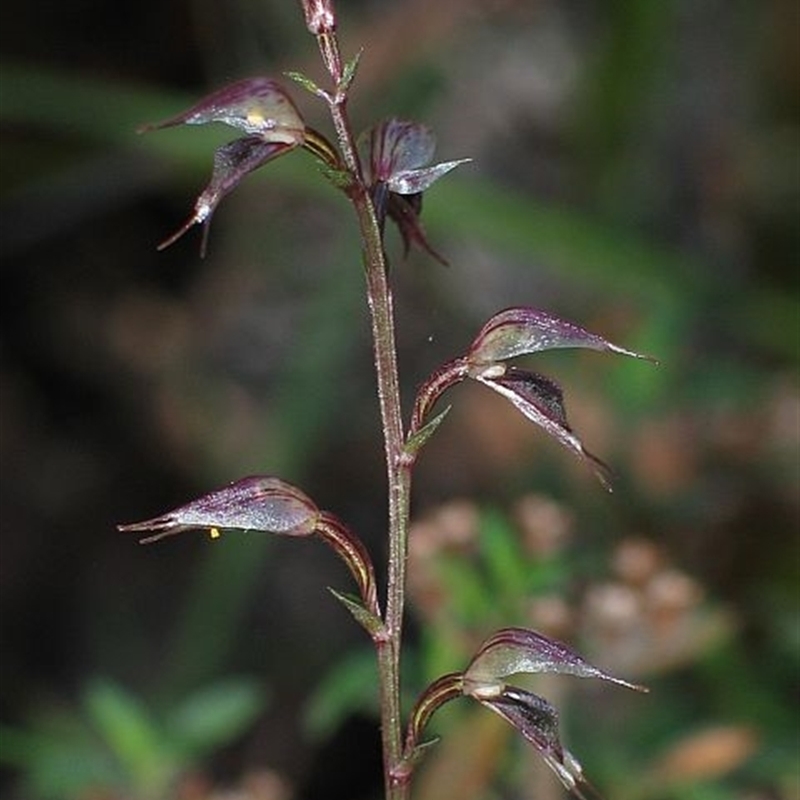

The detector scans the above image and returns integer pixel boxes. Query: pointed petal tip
[156,214,202,252]
[605,674,649,692]
[468,307,661,366]
[568,774,601,800]
[198,221,212,259]
[428,245,450,267]
[136,116,183,135]
[387,157,473,195]
[117,519,166,533]
[118,518,187,544]
[585,451,614,492]
[611,343,659,365]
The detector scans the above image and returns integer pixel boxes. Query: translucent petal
[474,367,613,489]
[387,158,472,195]
[140,77,305,142]
[360,118,436,184]
[465,627,646,691]
[469,307,656,366]
[118,476,320,543]
[474,687,588,796]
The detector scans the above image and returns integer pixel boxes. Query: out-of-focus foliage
[0,677,266,799]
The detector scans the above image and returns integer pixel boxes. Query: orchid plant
[122,2,653,797]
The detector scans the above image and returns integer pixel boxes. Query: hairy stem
[310,22,413,800]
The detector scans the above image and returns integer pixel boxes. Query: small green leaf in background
[0,676,268,800]
[84,678,172,795]
[304,648,379,739]
[166,676,267,757]
[479,508,528,613]
[0,721,118,800]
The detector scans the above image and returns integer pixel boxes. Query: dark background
[1,1,798,799]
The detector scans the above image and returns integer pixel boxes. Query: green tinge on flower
[463,626,647,692]
[403,672,464,758]
[139,77,306,141]
[468,306,657,367]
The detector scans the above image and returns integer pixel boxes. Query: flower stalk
[130,3,652,795]
[306,13,412,799]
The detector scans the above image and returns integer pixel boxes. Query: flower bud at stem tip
[301,0,336,34]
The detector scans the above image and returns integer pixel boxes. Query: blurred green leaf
[166,676,266,756]
[436,555,492,626]
[1,675,270,799]
[669,783,740,800]
[0,62,202,150]
[427,177,683,302]
[0,720,118,800]
[304,647,379,739]
[478,509,527,613]
[83,678,171,794]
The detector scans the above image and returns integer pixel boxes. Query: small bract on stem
[126,1,654,798]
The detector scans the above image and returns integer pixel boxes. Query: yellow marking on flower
[209,527,221,539]
[247,112,266,127]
